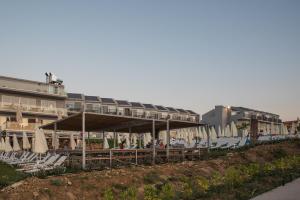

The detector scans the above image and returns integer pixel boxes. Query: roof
[130,102,144,108]
[84,95,99,102]
[155,105,168,111]
[100,98,116,104]
[40,112,202,133]
[67,93,83,100]
[115,100,131,106]
[143,104,156,110]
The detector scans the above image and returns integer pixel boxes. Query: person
[159,140,164,149]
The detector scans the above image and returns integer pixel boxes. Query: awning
[40,112,202,133]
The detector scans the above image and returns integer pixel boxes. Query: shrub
[271,148,287,159]
[144,185,159,200]
[210,172,223,187]
[120,187,137,200]
[159,183,174,200]
[224,167,244,187]
[144,171,161,184]
[50,179,63,186]
[104,188,114,200]
[196,176,210,192]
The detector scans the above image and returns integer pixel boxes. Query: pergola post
[152,120,155,165]
[113,130,116,148]
[54,122,57,151]
[129,127,132,148]
[166,119,170,162]
[206,125,210,152]
[82,112,86,169]
[198,126,201,159]
[139,134,142,148]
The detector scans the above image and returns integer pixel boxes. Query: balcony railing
[0,103,68,116]
[3,121,41,132]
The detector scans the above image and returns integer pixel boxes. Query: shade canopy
[40,112,201,133]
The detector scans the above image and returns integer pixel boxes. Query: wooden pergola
[41,112,202,169]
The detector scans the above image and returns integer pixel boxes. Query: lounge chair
[25,155,67,174]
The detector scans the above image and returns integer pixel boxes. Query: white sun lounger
[25,155,67,174]
[18,154,60,172]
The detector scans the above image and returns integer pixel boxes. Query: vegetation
[0,161,27,188]
[50,179,63,186]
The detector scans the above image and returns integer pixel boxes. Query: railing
[0,103,68,116]
[3,121,41,131]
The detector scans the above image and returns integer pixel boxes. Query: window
[28,118,36,123]
[20,97,36,106]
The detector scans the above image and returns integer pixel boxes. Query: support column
[139,134,142,148]
[129,127,132,147]
[54,123,57,151]
[152,120,156,165]
[113,131,116,148]
[198,126,201,159]
[166,119,170,162]
[82,112,86,169]
[206,125,210,152]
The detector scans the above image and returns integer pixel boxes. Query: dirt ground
[1,141,300,200]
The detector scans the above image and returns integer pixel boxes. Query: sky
[0,0,299,121]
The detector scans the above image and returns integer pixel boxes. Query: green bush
[120,187,137,200]
[224,167,244,187]
[104,188,114,200]
[271,148,287,159]
[144,171,161,184]
[159,183,174,200]
[50,179,63,186]
[144,185,159,200]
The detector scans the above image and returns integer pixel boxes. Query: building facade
[0,75,68,137]
[0,75,200,139]
[202,105,282,136]
[284,118,300,134]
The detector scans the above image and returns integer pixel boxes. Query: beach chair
[18,154,60,172]
[25,155,67,174]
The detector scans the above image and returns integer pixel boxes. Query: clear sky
[0,0,299,120]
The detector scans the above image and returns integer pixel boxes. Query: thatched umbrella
[13,134,21,151]
[231,122,238,137]
[70,133,76,150]
[5,136,13,152]
[16,106,23,125]
[22,132,31,150]
[103,136,109,149]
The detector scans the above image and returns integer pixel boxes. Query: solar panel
[176,109,188,113]
[166,107,178,112]
[130,102,144,108]
[143,104,155,109]
[67,93,83,100]
[116,100,131,106]
[155,105,167,111]
[84,95,99,101]
[100,98,115,104]
[186,110,197,115]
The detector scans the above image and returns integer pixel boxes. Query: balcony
[0,103,68,117]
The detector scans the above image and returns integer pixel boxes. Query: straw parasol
[225,125,231,137]
[218,126,222,138]
[202,127,207,140]
[22,132,31,150]
[70,133,76,150]
[103,136,109,149]
[5,136,13,152]
[231,122,238,137]
[33,128,48,154]
[13,134,21,151]
[210,127,217,141]
[0,138,4,151]
[16,106,23,125]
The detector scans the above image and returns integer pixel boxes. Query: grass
[0,161,27,189]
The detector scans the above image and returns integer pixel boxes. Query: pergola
[41,112,202,169]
